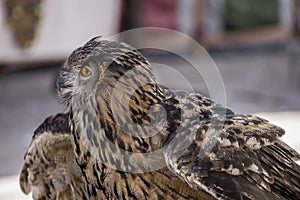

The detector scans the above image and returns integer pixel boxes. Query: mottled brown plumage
[20,37,300,199]
[19,113,92,199]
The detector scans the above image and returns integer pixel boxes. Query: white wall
[0,0,121,64]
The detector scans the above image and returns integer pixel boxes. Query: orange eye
[80,66,92,77]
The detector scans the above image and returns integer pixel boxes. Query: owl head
[57,36,155,107]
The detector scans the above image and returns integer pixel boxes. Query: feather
[21,37,300,200]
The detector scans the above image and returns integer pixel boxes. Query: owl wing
[163,93,300,199]
[19,113,88,200]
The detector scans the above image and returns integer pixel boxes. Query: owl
[20,37,300,200]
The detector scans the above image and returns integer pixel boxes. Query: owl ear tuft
[90,36,103,43]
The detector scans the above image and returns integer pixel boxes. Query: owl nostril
[57,71,67,91]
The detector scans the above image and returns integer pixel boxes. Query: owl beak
[56,70,68,92]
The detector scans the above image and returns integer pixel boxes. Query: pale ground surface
[0,47,299,199]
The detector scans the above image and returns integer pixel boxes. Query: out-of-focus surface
[0,66,63,176]
[0,0,121,64]
[0,175,30,200]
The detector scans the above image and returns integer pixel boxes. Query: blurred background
[0,0,300,199]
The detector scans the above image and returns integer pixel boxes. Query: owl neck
[96,76,169,152]
[70,71,183,175]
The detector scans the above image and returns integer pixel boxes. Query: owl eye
[80,66,92,77]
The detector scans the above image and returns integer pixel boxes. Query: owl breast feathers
[20,37,300,200]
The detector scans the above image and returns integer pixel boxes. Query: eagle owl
[20,37,300,200]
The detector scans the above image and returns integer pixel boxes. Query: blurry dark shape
[119,0,204,53]
[120,0,176,31]
[193,0,206,46]
[288,41,300,88]
[4,0,42,48]
[142,0,177,29]
[288,0,300,89]
[294,0,300,37]
[224,0,279,30]
[120,0,202,40]
[120,0,143,30]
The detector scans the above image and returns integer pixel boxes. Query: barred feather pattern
[19,113,97,200]
[20,37,300,200]
[60,37,300,199]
